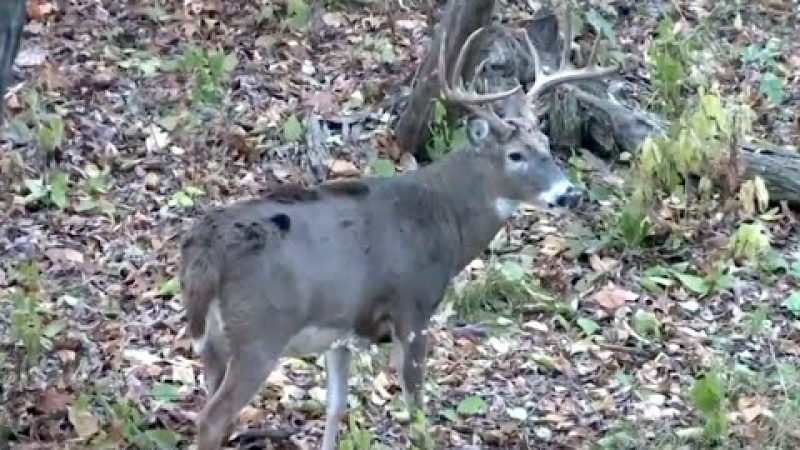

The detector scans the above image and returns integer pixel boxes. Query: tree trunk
[0,0,26,126]
[394,0,496,160]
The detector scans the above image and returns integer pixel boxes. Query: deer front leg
[321,345,351,450]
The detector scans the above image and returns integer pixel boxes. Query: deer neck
[418,149,514,270]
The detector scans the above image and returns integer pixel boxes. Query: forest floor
[1,0,799,449]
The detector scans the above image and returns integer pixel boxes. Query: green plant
[23,168,70,209]
[69,393,180,449]
[339,414,374,450]
[180,46,237,107]
[646,15,705,118]
[6,261,65,372]
[286,0,311,29]
[690,368,728,443]
[739,40,786,104]
[426,100,467,161]
[76,163,116,214]
[729,221,771,266]
[452,261,558,322]
[168,185,204,210]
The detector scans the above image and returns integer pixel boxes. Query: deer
[179,10,617,450]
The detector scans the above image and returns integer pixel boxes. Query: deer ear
[466,118,491,146]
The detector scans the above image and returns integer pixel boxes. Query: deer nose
[555,186,582,209]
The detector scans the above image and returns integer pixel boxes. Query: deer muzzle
[538,179,583,209]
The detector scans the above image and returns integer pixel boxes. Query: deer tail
[180,243,221,355]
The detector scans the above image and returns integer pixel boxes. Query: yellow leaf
[67,406,99,440]
[753,176,769,212]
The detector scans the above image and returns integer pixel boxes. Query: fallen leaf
[541,234,567,257]
[45,248,84,266]
[67,406,99,440]
[593,285,638,310]
[589,254,618,274]
[36,389,74,413]
[328,159,360,178]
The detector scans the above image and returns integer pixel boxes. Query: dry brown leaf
[541,234,566,257]
[589,254,618,274]
[593,285,638,310]
[45,248,84,266]
[328,159,360,178]
[35,389,74,414]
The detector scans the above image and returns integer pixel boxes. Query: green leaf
[440,408,458,422]
[585,9,616,44]
[576,317,599,336]
[631,309,659,336]
[499,261,525,282]
[370,158,395,177]
[151,382,181,403]
[790,260,800,279]
[159,277,181,297]
[690,371,724,414]
[506,406,528,421]
[24,178,48,199]
[42,319,67,338]
[282,114,304,142]
[183,185,205,197]
[456,395,486,416]
[739,44,761,63]
[760,72,785,104]
[143,428,180,450]
[287,0,310,28]
[380,42,395,65]
[223,52,238,72]
[671,271,710,296]
[49,170,69,209]
[139,58,161,77]
[783,291,800,317]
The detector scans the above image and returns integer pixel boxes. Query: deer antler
[437,27,522,138]
[519,4,619,105]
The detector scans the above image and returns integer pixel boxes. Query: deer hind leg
[320,345,351,450]
[392,318,431,448]
[195,341,281,450]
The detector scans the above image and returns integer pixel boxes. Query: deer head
[436,9,618,211]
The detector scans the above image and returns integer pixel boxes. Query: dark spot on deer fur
[269,213,291,232]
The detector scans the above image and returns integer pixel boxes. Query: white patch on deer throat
[494,197,520,220]
[538,179,573,206]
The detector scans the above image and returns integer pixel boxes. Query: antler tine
[437,27,522,136]
[522,4,619,105]
[438,28,522,104]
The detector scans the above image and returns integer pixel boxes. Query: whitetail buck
[180,12,617,450]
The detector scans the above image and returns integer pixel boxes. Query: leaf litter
[0,0,799,449]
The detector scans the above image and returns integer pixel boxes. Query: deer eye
[508,152,524,162]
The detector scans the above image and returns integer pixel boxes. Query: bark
[394,0,496,160]
[0,0,26,126]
